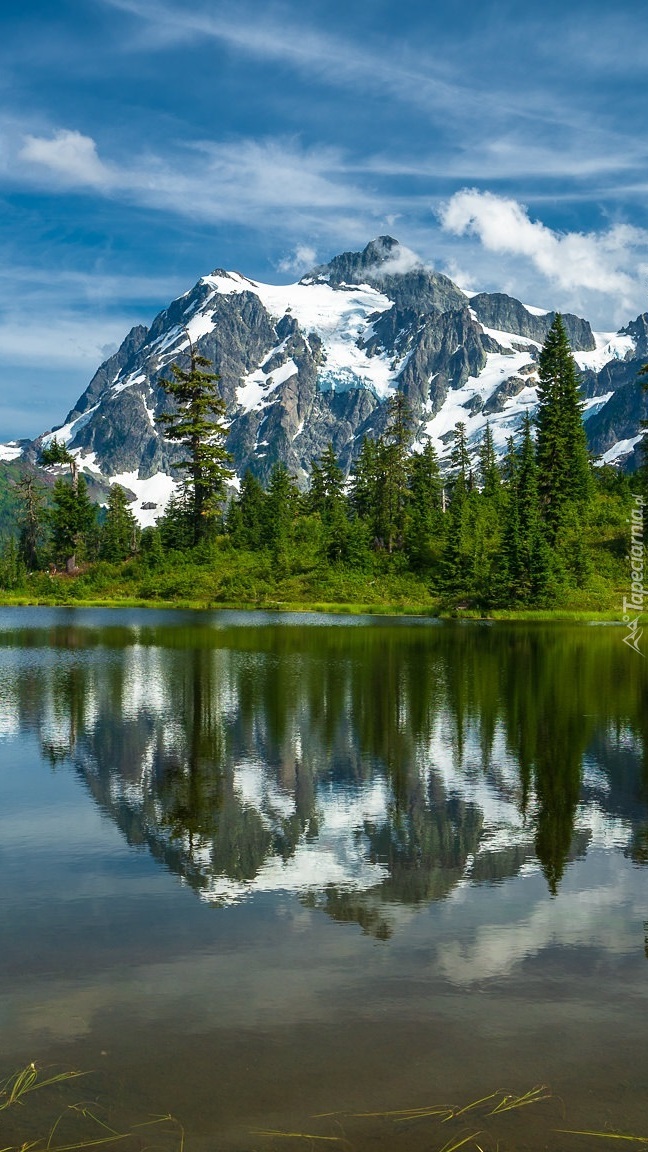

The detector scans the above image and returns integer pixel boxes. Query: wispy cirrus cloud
[99,0,610,142]
[15,127,378,235]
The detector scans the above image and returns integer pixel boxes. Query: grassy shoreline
[0,591,633,622]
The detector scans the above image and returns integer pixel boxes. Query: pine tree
[380,392,413,552]
[449,422,470,490]
[535,315,592,540]
[159,489,194,552]
[442,468,470,595]
[350,437,381,537]
[478,422,501,501]
[310,444,349,562]
[264,462,300,553]
[500,437,521,600]
[227,470,267,550]
[441,422,475,596]
[100,485,139,561]
[306,458,326,516]
[156,339,233,545]
[49,474,96,572]
[40,437,79,489]
[405,441,443,568]
[15,474,47,569]
[517,412,550,602]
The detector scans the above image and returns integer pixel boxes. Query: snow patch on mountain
[237,357,298,411]
[108,470,176,527]
[204,273,398,399]
[42,403,101,448]
[600,434,643,465]
[423,350,537,454]
[0,442,23,461]
[574,332,635,372]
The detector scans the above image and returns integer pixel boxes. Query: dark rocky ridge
[469,292,596,351]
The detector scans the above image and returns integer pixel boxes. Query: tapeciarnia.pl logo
[622,494,645,656]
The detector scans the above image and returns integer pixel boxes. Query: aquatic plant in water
[0,1064,182,1152]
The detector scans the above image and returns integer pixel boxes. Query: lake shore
[0,591,632,621]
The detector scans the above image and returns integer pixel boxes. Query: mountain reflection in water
[1,612,646,943]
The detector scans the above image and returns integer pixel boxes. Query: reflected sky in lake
[0,608,646,1151]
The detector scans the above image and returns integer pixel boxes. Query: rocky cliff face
[11,236,647,523]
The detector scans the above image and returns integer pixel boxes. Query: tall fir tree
[375,391,413,552]
[227,470,267,550]
[449,422,470,490]
[159,488,194,552]
[500,437,521,600]
[442,471,470,595]
[15,474,47,570]
[517,412,550,601]
[309,443,349,562]
[350,437,381,537]
[157,339,233,545]
[264,462,300,554]
[100,485,139,561]
[49,474,96,572]
[478,422,501,502]
[535,315,592,540]
[441,422,474,596]
[405,441,443,569]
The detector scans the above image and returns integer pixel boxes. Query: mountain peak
[302,236,409,286]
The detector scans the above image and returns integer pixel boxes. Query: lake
[0,607,646,1152]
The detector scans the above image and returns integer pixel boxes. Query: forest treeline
[0,317,645,611]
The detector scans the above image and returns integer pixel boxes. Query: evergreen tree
[15,473,47,569]
[157,340,233,545]
[306,458,326,516]
[0,536,25,590]
[478,422,500,501]
[442,423,474,596]
[442,468,470,595]
[350,437,381,537]
[517,412,550,601]
[405,441,443,568]
[310,444,349,562]
[380,392,413,552]
[159,489,194,552]
[264,462,300,554]
[500,437,521,600]
[100,485,139,561]
[227,471,267,550]
[535,315,592,539]
[49,474,96,572]
[40,437,79,489]
[449,422,470,490]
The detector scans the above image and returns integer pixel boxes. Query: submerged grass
[252,1085,648,1151]
[0,1065,181,1152]
[5,1066,647,1151]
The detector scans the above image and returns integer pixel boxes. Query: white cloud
[20,129,113,187]
[0,314,134,369]
[364,241,423,280]
[439,189,648,306]
[14,128,377,235]
[277,245,317,274]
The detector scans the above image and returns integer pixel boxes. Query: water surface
[0,608,646,1150]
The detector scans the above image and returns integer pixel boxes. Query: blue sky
[2,0,648,438]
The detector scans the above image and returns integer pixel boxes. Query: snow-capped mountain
[8,236,648,524]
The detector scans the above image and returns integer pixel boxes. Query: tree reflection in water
[1,617,646,935]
